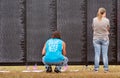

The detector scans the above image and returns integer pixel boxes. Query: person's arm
[92,18,95,30]
[42,44,46,56]
[107,25,110,31]
[62,42,66,56]
[107,19,110,32]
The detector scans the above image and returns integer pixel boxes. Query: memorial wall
[0,0,119,64]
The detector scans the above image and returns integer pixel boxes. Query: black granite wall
[0,0,119,64]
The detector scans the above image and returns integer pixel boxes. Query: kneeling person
[42,31,68,73]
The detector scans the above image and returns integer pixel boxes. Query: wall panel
[0,0,24,62]
[117,0,120,63]
[26,0,55,62]
[57,0,87,63]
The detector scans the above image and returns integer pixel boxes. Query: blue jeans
[42,56,68,71]
[93,39,109,71]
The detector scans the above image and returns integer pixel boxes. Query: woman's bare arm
[62,42,66,56]
[42,44,46,56]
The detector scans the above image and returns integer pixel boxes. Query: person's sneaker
[61,65,68,72]
[104,70,109,73]
[64,65,68,71]
[94,69,98,72]
[46,66,52,73]
[54,67,61,73]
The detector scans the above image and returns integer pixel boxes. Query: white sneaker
[104,70,109,73]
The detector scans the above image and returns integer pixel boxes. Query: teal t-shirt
[44,38,64,63]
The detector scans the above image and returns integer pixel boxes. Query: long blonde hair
[97,7,106,20]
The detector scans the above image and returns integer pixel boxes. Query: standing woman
[92,7,110,72]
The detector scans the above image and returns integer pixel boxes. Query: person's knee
[42,56,46,64]
[64,57,68,62]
